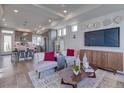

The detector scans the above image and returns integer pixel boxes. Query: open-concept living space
[0,4,124,88]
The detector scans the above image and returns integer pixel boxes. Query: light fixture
[13,9,19,13]
[2,18,6,22]
[48,19,52,23]
[4,23,7,26]
[63,10,67,13]
[41,27,45,31]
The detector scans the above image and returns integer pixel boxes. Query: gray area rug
[28,69,124,88]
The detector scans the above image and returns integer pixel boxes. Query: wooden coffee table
[59,65,96,88]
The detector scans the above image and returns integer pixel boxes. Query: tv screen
[84,27,120,47]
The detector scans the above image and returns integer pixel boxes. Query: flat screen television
[84,27,120,47]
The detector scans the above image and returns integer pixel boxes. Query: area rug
[28,69,124,88]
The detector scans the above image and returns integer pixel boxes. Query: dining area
[11,42,36,62]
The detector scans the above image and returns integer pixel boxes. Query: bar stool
[18,50,26,61]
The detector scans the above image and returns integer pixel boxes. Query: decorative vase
[83,53,89,68]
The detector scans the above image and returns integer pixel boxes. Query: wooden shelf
[80,49,123,72]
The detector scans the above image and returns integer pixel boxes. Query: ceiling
[0,4,124,34]
[0,4,87,33]
[42,4,85,15]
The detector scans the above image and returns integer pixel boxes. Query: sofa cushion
[44,52,55,61]
[67,49,74,56]
[36,61,57,72]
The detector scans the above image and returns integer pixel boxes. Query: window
[32,36,37,45]
[58,29,62,37]
[32,36,43,46]
[72,25,78,32]
[37,37,42,45]
[62,28,66,36]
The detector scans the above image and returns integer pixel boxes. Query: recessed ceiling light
[13,9,19,13]
[63,10,67,13]
[2,18,6,22]
[4,23,7,26]
[48,19,52,23]
[41,27,45,30]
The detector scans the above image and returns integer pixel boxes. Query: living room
[0,2,124,90]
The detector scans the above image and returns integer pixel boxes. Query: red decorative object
[44,52,55,61]
[67,49,74,56]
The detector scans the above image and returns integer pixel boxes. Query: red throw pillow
[44,52,55,61]
[67,49,74,56]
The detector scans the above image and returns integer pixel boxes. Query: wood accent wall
[80,49,123,71]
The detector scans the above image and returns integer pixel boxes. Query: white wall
[62,10,124,71]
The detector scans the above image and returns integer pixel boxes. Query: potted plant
[72,65,80,76]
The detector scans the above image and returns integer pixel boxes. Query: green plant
[73,65,80,72]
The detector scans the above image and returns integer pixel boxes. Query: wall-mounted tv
[84,27,120,47]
